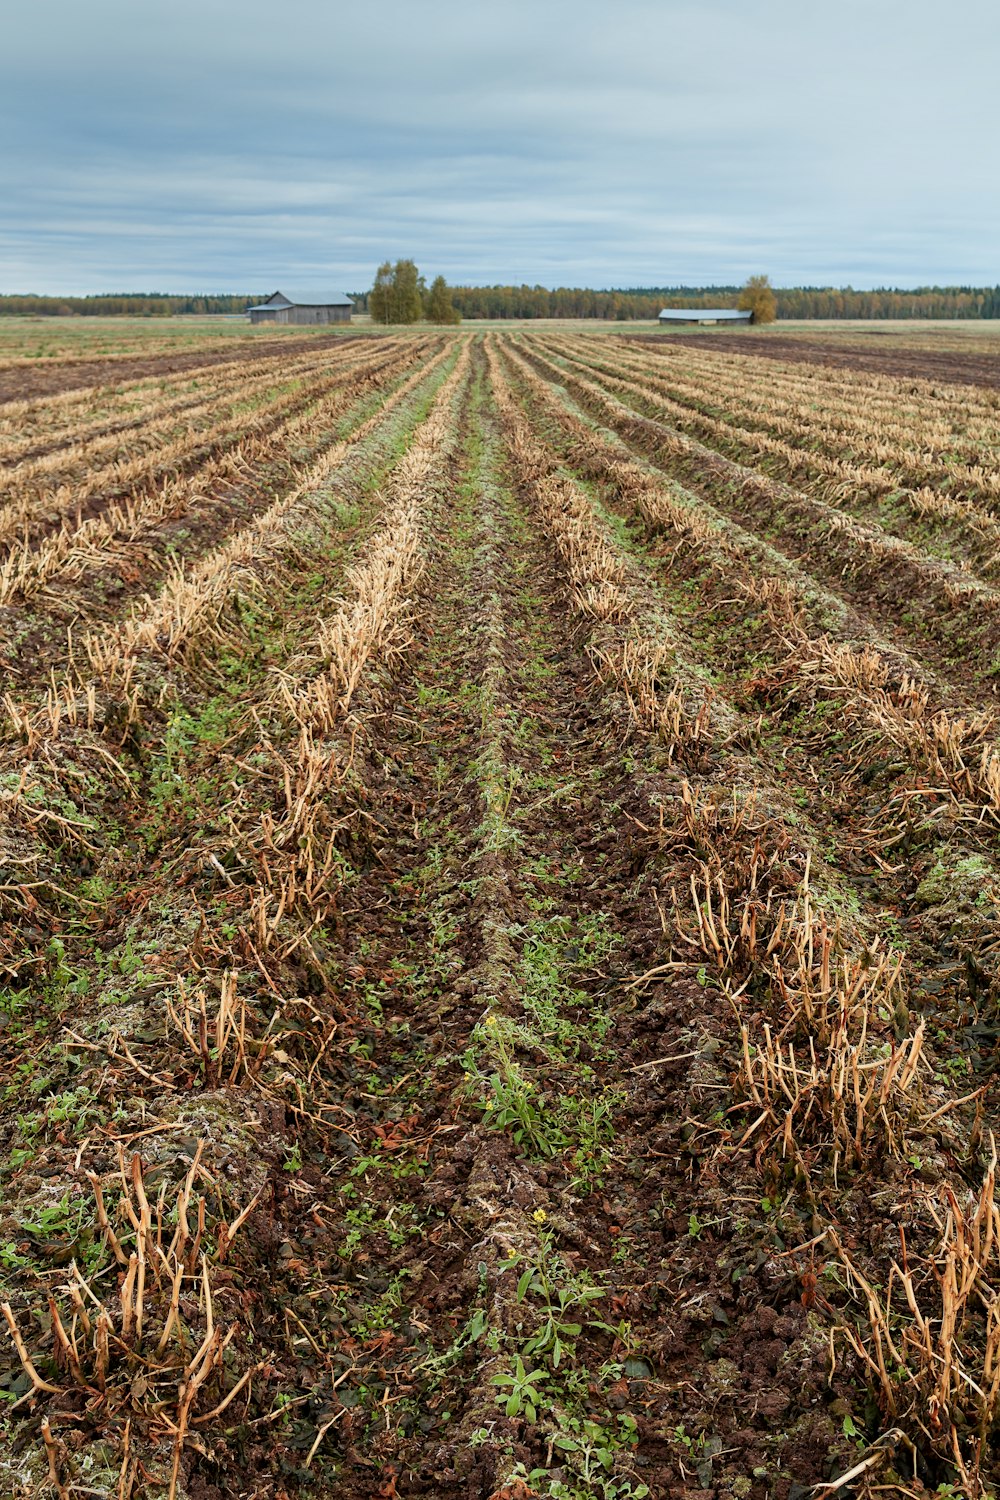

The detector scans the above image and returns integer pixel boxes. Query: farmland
[0,320,365,405]
[631,327,1000,391]
[2,325,1000,1500]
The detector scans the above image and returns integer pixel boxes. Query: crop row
[3,331,1000,1497]
[516,336,1000,686]
[0,339,472,1495]
[581,338,1000,566]
[490,334,1000,1491]
[629,338,1000,447]
[586,336,1000,518]
[0,337,386,481]
[0,340,378,469]
[0,340,430,611]
[0,336,367,453]
[0,338,423,553]
[501,339,1000,830]
[541,336,1000,587]
[2,341,460,740]
[635,334,1000,425]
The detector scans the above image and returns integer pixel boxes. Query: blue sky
[1,0,997,294]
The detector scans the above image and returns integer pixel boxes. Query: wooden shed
[248,290,354,326]
[658,308,752,326]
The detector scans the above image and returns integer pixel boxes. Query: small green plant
[492,1355,549,1419]
[505,1409,649,1499]
[842,1412,865,1449]
[674,1423,705,1454]
[475,1020,565,1158]
[552,1413,645,1488]
[43,1086,101,1137]
[512,1231,606,1369]
[419,1297,489,1377]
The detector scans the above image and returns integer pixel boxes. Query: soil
[2,334,998,1499]
[229,372,863,1498]
[527,336,1000,696]
[625,332,1000,390]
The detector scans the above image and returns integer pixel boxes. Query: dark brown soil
[0,332,370,404]
[625,332,1000,390]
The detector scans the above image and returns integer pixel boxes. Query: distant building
[247,290,354,326]
[658,308,753,326]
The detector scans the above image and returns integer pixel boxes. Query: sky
[1,0,997,295]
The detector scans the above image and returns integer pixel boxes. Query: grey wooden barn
[658,308,753,326]
[248,290,354,325]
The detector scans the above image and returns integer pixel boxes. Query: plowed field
[3,330,1000,1500]
[630,331,1000,390]
[0,332,365,406]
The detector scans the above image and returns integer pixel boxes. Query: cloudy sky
[1,0,997,294]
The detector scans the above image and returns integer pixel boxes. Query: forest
[4,284,1000,320]
[443,283,1000,321]
[0,293,258,317]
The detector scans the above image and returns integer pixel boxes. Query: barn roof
[658,308,751,320]
[264,289,354,308]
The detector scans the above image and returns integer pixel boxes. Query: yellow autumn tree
[738,274,777,324]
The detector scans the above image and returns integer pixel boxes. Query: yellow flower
[532,1208,548,1224]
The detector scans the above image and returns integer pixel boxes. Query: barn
[658,308,753,326]
[247,290,354,326]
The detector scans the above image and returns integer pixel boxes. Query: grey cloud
[1,0,998,293]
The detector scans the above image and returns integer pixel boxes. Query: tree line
[438,283,1000,321]
[4,282,1000,321]
[0,293,258,317]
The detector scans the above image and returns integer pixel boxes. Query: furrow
[490,334,1000,1496]
[549,335,1000,582]
[0,338,385,469]
[519,335,1000,690]
[0,338,473,1500]
[0,339,424,557]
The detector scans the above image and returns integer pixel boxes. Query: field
[628,326,1000,391]
[0,316,372,363]
[3,323,1000,1500]
[0,321,367,405]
